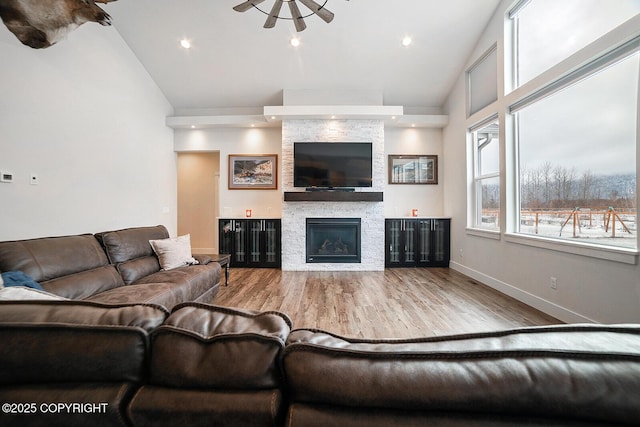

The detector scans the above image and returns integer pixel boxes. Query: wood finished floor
[213,267,561,339]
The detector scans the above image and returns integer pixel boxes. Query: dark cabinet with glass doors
[219,219,281,268]
[385,218,450,267]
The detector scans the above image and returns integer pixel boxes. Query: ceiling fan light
[401,36,412,47]
[180,39,191,49]
[290,37,301,47]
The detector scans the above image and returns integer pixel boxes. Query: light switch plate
[0,171,14,183]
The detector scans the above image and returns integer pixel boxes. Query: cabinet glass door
[248,220,262,263]
[417,219,432,264]
[263,220,280,265]
[233,220,247,264]
[219,220,233,255]
[386,219,403,265]
[431,219,449,263]
[403,220,416,263]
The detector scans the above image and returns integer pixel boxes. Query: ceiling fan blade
[288,0,307,32]
[298,0,334,23]
[233,0,267,13]
[264,0,284,28]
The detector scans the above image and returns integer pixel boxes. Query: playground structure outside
[480,208,637,249]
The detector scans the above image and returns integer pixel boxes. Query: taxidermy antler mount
[0,0,117,49]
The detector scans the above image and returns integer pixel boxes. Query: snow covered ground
[520,211,636,249]
[480,210,636,249]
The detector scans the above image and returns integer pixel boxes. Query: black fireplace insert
[306,218,361,263]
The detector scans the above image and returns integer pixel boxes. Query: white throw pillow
[149,234,198,271]
[0,270,4,288]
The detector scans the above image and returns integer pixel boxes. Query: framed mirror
[388,155,438,185]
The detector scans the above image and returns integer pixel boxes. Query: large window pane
[517,53,638,249]
[514,0,640,86]
[471,121,500,231]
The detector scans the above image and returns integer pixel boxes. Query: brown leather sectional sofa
[1,228,640,426]
[0,225,221,309]
[1,300,639,427]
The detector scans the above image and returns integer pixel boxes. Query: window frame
[502,8,640,264]
[469,116,501,234]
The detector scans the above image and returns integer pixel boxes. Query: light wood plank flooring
[213,267,561,339]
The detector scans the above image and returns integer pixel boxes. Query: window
[471,119,500,231]
[467,45,498,115]
[510,0,640,87]
[512,47,638,250]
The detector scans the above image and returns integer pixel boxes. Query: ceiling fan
[233,0,344,32]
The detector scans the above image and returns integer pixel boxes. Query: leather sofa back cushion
[0,234,124,298]
[97,225,169,285]
[150,303,292,389]
[283,325,640,425]
[0,301,168,384]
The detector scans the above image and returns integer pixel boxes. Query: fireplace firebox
[306,218,361,263]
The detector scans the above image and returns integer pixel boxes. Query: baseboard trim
[449,261,595,324]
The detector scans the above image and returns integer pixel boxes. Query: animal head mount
[0,0,118,49]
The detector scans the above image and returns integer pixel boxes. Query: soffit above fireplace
[263,105,403,120]
[165,105,448,129]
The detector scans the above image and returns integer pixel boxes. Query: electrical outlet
[459,248,464,258]
[550,277,557,290]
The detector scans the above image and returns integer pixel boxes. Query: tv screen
[294,142,373,188]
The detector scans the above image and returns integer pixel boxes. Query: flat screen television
[293,142,373,188]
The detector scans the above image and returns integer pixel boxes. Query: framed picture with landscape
[388,155,438,185]
[228,154,278,190]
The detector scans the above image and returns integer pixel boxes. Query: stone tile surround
[281,119,385,271]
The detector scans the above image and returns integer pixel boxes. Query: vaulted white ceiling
[104,0,501,111]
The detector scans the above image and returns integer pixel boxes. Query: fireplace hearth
[306,218,361,263]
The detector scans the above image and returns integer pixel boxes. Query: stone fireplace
[281,119,385,271]
[306,218,361,263]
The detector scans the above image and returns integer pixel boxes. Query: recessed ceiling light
[290,37,301,47]
[180,39,191,49]
[401,36,412,47]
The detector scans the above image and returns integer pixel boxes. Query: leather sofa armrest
[150,303,291,389]
[193,254,212,265]
[0,301,168,384]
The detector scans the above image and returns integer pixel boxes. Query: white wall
[443,0,640,323]
[0,24,176,240]
[174,127,283,219]
[174,124,447,222]
[384,127,444,218]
